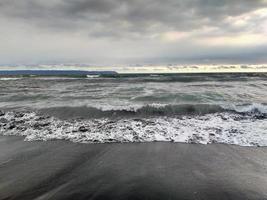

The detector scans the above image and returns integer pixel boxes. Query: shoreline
[0,136,267,200]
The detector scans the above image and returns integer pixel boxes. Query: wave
[37,103,267,119]
[0,110,266,146]
[0,78,22,81]
[86,75,100,78]
[116,73,267,83]
[230,103,267,115]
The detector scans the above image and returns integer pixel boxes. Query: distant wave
[115,73,267,83]
[0,78,22,81]
[38,103,267,119]
[0,72,266,82]
[86,75,100,78]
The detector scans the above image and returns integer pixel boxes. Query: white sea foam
[94,103,169,112]
[0,111,266,146]
[86,75,100,78]
[0,78,22,81]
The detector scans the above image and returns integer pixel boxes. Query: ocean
[0,73,267,146]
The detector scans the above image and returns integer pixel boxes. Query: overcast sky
[0,0,267,65]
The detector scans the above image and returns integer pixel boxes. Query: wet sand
[0,136,267,200]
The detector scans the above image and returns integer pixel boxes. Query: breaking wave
[0,105,267,147]
[38,103,267,119]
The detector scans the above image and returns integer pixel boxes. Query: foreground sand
[0,136,267,200]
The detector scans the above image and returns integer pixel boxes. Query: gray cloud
[1,0,266,34]
[0,0,266,64]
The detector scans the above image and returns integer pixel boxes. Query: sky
[0,0,267,65]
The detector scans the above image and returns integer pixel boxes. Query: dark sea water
[0,73,267,146]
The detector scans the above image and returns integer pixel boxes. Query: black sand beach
[0,136,267,200]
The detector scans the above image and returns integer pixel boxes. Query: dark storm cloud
[64,0,120,14]
[0,0,266,65]
[0,0,266,37]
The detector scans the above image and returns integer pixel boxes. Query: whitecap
[0,111,267,147]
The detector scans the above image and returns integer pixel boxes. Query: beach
[1,0,267,198]
[1,136,267,200]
